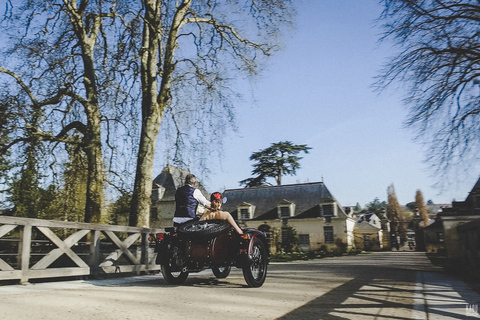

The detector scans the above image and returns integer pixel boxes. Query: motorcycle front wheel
[161,263,189,285]
[242,238,268,287]
[212,266,231,278]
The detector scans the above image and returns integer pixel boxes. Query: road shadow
[86,272,247,289]
[276,264,477,320]
[276,269,414,320]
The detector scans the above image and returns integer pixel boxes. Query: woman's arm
[217,211,243,234]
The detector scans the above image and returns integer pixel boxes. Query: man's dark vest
[174,185,198,218]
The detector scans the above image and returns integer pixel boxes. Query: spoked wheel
[178,219,231,238]
[161,262,189,285]
[212,266,231,279]
[242,238,268,287]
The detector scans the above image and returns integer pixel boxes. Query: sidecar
[150,219,269,287]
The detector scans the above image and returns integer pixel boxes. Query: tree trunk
[83,113,104,224]
[130,0,163,227]
[130,0,192,227]
[130,115,162,227]
[77,27,104,223]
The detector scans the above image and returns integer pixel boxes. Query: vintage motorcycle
[150,218,269,287]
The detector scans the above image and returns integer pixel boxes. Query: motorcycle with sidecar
[150,218,269,287]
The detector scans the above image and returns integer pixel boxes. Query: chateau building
[222,182,356,254]
[150,165,356,253]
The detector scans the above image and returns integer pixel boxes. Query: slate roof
[354,221,381,231]
[152,165,209,202]
[222,182,344,220]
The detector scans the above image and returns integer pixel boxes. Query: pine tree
[281,226,299,253]
[240,141,311,187]
[9,145,42,218]
[38,145,87,222]
[355,203,362,213]
[366,197,387,217]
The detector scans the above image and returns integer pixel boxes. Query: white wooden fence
[0,216,163,284]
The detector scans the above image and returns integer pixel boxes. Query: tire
[242,238,268,287]
[212,266,231,278]
[161,262,189,285]
[178,219,231,238]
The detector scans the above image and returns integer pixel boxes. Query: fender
[247,229,269,257]
[236,229,269,268]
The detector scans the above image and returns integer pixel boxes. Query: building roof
[354,221,381,231]
[440,176,480,217]
[423,218,443,230]
[357,213,379,223]
[466,176,480,208]
[222,182,345,220]
[152,165,209,202]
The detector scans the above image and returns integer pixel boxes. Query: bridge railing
[0,216,164,284]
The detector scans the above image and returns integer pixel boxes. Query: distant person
[200,192,243,235]
[173,174,211,226]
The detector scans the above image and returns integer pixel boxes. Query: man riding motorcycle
[173,174,211,226]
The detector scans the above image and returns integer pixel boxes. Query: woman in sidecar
[199,192,243,235]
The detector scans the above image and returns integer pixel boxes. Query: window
[280,206,290,219]
[240,208,250,220]
[324,226,334,244]
[277,200,295,219]
[299,234,310,249]
[237,203,254,220]
[322,204,335,217]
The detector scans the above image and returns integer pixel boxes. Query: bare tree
[129,0,295,227]
[0,0,136,223]
[377,0,480,181]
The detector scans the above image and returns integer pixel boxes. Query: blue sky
[0,0,476,208]
[193,0,479,207]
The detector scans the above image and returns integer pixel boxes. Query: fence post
[90,230,101,278]
[141,232,150,273]
[19,225,32,284]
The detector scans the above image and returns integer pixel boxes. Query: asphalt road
[0,252,479,320]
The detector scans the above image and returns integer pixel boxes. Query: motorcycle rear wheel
[161,263,189,285]
[242,238,268,287]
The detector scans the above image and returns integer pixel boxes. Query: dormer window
[277,200,295,219]
[238,202,255,220]
[280,206,290,218]
[322,203,336,217]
